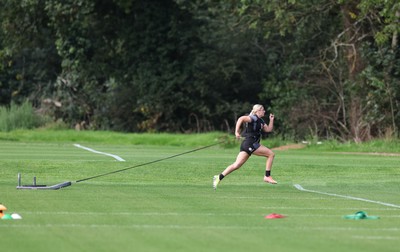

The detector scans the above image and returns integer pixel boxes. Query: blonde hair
[249,104,264,116]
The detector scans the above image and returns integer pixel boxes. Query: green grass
[0,132,400,252]
[0,101,44,132]
[0,129,229,147]
[305,139,400,153]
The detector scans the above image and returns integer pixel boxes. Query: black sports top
[243,115,265,141]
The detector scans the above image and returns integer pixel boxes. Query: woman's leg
[221,151,250,176]
[213,151,249,190]
[253,145,277,184]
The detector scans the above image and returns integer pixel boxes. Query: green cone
[344,211,379,220]
[1,213,13,220]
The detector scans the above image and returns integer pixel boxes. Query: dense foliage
[0,0,399,141]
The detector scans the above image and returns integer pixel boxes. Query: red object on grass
[265,213,286,219]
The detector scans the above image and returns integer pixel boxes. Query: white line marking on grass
[23,211,262,217]
[74,144,125,161]
[2,224,400,232]
[21,211,400,219]
[294,184,400,209]
[261,206,400,211]
[352,236,399,240]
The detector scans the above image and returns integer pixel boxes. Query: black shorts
[240,138,261,155]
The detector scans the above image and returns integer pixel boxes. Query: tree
[97,0,269,132]
[0,0,398,138]
[0,0,60,107]
[237,0,399,141]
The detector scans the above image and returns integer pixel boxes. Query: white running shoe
[213,175,220,190]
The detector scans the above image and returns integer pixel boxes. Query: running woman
[213,104,276,190]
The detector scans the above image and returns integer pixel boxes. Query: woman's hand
[235,131,241,139]
[269,113,274,121]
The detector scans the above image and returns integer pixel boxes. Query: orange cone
[0,204,7,218]
[265,213,286,219]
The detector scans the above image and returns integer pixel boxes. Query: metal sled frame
[16,173,72,190]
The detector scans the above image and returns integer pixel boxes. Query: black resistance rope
[75,141,224,183]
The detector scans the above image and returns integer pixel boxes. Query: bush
[0,101,43,131]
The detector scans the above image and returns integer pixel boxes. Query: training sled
[16,173,72,190]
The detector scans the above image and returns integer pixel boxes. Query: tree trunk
[340,2,369,142]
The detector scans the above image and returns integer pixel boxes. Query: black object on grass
[16,173,72,190]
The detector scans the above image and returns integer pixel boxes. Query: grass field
[1,131,400,252]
